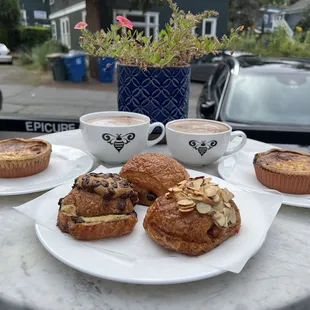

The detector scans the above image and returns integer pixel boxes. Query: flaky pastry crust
[120,153,189,206]
[57,209,137,241]
[0,138,52,178]
[254,148,310,194]
[143,196,241,256]
[57,172,139,240]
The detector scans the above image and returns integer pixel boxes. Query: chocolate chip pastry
[143,177,241,256]
[57,172,139,240]
[120,153,190,206]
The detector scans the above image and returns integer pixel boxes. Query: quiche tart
[253,148,310,194]
[0,138,52,178]
[143,176,241,256]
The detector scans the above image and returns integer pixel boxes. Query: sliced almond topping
[168,187,173,192]
[178,199,195,206]
[178,180,187,186]
[209,182,218,186]
[188,194,204,201]
[205,177,211,182]
[213,202,224,212]
[222,188,234,202]
[179,203,196,209]
[179,207,195,213]
[196,202,212,214]
[172,187,182,192]
[213,194,220,203]
[230,208,237,224]
[223,207,231,218]
[224,202,231,208]
[204,186,218,197]
[193,190,204,196]
[213,212,226,228]
[201,195,217,206]
[187,178,203,191]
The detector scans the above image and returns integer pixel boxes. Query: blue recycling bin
[61,53,86,83]
[99,57,115,83]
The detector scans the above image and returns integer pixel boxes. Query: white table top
[1,129,309,310]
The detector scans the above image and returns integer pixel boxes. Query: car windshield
[222,72,310,126]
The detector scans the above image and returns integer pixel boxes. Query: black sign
[0,117,80,133]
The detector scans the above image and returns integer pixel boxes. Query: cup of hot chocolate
[166,119,247,166]
[80,111,165,164]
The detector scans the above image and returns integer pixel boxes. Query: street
[0,65,203,121]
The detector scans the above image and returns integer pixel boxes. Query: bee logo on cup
[102,133,135,152]
[189,140,217,156]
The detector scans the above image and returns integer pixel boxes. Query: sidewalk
[0,83,202,120]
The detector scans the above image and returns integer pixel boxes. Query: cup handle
[146,122,166,148]
[223,131,247,156]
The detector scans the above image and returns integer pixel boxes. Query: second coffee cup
[80,111,165,164]
[166,119,247,166]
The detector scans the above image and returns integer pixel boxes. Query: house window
[82,10,87,23]
[49,0,55,5]
[60,16,71,48]
[21,9,27,26]
[113,10,159,40]
[34,10,47,20]
[202,18,217,36]
[263,14,269,25]
[51,20,57,40]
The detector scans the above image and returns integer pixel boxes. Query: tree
[85,0,101,79]
[298,5,310,31]
[229,0,261,29]
[0,0,20,29]
[121,0,162,11]
[229,0,300,30]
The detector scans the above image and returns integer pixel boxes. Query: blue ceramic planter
[117,65,191,126]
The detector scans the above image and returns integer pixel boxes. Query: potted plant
[75,0,242,126]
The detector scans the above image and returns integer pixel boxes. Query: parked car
[0,43,13,64]
[197,56,310,145]
[191,50,253,83]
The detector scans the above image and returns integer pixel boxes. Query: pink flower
[74,22,88,30]
[116,16,133,30]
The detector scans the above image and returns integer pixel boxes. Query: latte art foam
[87,116,146,127]
[169,120,229,134]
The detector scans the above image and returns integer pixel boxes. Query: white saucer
[28,167,283,284]
[218,152,310,208]
[0,145,94,196]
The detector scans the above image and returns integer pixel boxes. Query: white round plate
[218,153,310,208]
[0,145,94,196]
[35,168,269,285]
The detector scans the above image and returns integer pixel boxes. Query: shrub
[19,40,69,70]
[19,26,51,49]
[0,28,8,46]
[235,27,310,58]
[304,31,310,44]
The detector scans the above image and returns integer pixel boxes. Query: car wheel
[196,101,204,119]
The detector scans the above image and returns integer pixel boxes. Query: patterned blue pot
[117,65,191,127]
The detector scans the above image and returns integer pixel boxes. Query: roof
[260,6,282,13]
[282,0,310,14]
[234,57,310,74]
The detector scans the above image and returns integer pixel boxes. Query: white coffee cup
[166,119,247,166]
[80,111,165,164]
